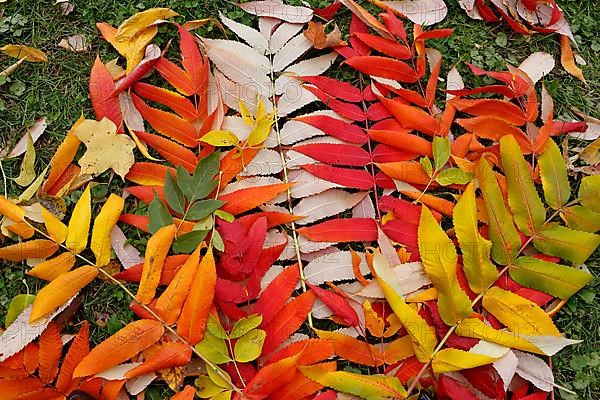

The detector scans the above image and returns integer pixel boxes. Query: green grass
[0,0,599,398]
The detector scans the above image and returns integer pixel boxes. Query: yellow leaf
[13,132,36,187]
[247,110,275,147]
[0,239,58,262]
[363,300,385,337]
[136,224,176,304]
[383,335,414,364]
[71,118,135,178]
[418,206,472,325]
[114,8,178,44]
[453,182,498,293]
[91,194,124,267]
[373,250,437,362]
[538,139,570,210]
[30,266,98,322]
[199,130,240,147]
[456,318,543,355]
[122,26,158,73]
[65,185,91,254]
[1,44,47,62]
[432,348,498,373]
[27,252,76,281]
[41,206,68,244]
[483,287,561,337]
[238,100,254,126]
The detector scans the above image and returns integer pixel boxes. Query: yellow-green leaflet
[499,135,545,236]
[13,132,36,187]
[510,256,593,299]
[299,365,407,400]
[483,287,561,337]
[91,194,124,267]
[532,223,600,265]
[477,158,521,265]
[233,329,265,362]
[418,206,472,325]
[432,348,498,373]
[538,139,570,210]
[560,205,600,233]
[374,251,437,362]
[578,175,600,212]
[453,182,498,293]
[65,185,92,254]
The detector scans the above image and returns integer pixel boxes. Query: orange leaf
[364,300,385,337]
[38,322,62,384]
[383,335,414,364]
[23,342,39,375]
[125,342,191,378]
[155,57,195,97]
[377,161,432,186]
[244,353,301,398]
[136,224,176,304]
[134,83,198,121]
[315,329,385,367]
[177,247,216,345]
[265,338,334,366]
[155,246,202,324]
[271,361,337,400]
[0,377,45,399]
[262,291,316,356]
[0,195,25,223]
[134,131,197,172]
[560,35,585,83]
[30,266,98,322]
[0,239,58,262]
[41,127,81,194]
[456,116,533,153]
[450,98,527,126]
[170,385,196,400]
[73,319,164,377]
[368,129,432,157]
[378,96,438,136]
[55,321,90,394]
[125,162,174,186]
[27,252,76,281]
[219,147,261,187]
[219,183,292,216]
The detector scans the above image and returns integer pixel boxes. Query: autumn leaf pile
[0,1,599,399]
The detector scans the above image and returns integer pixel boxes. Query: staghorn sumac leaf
[90,194,124,267]
[136,224,176,304]
[125,342,191,378]
[55,321,90,393]
[532,224,600,265]
[315,329,384,367]
[89,56,122,131]
[307,284,359,327]
[538,139,570,210]
[0,239,58,262]
[38,322,62,384]
[65,184,92,254]
[252,266,300,326]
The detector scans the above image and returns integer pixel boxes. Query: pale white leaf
[269,22,304,53]
[119,91,144,132]
[125,372,157,395]
[298,235,334,253]
[277,83,318,117]
[240,1,314,23]
[288,168,342,198]
[458,0,482,19]
[219,12,269,54]
[352,195,376,219]
[221,116,252,142]
[3,117,47,159]
[569,121,600,141]
[521,335,581,356]
[22,203,44,223]
[493,350,519,391]
[275,53,338,94]
[110,225,144,269]
[300,246,339,262]
[240,148,283,176]
[514,351,554,392]
[0,297,75,361]
[446,67,464,100]
[357,262,430,298]
[519,52,555,84]
[279,111,339,145]
[259,16,281,38]
[378,0,448,25]
[213,70,273,115]
[273,33,312,72]
[221,176,283,195]
[95,363,142,380]
[304,251,369,285]
[293,190,368,225]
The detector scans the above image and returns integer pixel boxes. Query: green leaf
[206,364,232,389]
[207,314,228,339]
[420,157,433,177]
[453,182,498,293]
[432,136,451,170]
[172,230,208,254]
[477,158,521,265]
[561,206,600,233]
[533,224,600,265]
[212,229,225,252]
[195,152,220,182]
[195,375,227,397]
[511,256,593,299]
[187,199,224,221]
[418,206,472,325]
[5,294,35,327]
[299,366,407,400]
[147,193,173,234]
[183,152,221,203]
[538,139,570,210]
[195,332,231,364]
[164,171,185,215]
[234,329,266,362]
[214,209,235,222]
[578,175,600,212]
[230,314,262,339]
[176,165,193,195]
[500,135,545,236]
[436,168,473,186]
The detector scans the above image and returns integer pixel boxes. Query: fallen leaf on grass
[58,34,90,53]
[304,21,347,49]
[1,45,47,62]
[71,117,135,179]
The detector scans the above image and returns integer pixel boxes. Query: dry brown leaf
[304,21,347,50]
[56,0,74,15]
[71,117,135,179]
[58,34,90,53]
[1,45,47,62]
[580,138,600,166]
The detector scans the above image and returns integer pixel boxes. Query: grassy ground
[0,0,598,398]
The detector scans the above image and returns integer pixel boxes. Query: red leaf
[90,57,123,132]
[178,25,208,99]
[262,291,316,356]
[353,32,411,59]
[345,56,418,82]
[219,217,267,276]
[293,114,368,144]
[313,1,342,20]
[114,46,161,94]
[118,213,150,233]
[252,266,300,326]
[307,284,359,327]
[293,143,371,166]
[438,375,479,400]
[450,98,527,126]
[297,218,377,242]
[301,164,374,190]
[303,86,367,121]
[301,76,362,102]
